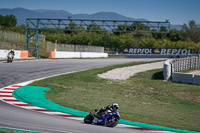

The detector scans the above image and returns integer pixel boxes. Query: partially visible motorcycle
[84,109,120,127]
[7,53,13,63]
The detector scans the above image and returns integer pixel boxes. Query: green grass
[108,55,126,58]
[31,61,200,132]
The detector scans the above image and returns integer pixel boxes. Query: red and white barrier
[49,51,108,58]
[0,49,28,59]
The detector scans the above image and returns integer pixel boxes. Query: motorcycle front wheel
[106,116,119,127]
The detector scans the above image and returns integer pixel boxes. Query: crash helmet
[112,103,119,110]
[11,49,14,52]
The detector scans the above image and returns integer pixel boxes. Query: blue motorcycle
[84,109,120,127]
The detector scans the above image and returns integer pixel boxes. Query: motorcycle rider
[8,49,15,60]
[95,103,119,118]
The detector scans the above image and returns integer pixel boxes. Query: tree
[167,29,184,42]
[87,23,102,32]
[64,22,85,34]
[0,15,17,27]
[113,22,150,34]
[0,15,3,25]
[182,20,200,43]
[132,22,150,32]
[113,24,131,35]
[152,26,167,39]
[9,15,17,27]
[12,24,26,33]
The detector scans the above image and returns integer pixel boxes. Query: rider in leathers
[8,49,15,60]
[95,103,119,118]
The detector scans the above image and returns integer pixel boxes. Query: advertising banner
[123,48,192,55]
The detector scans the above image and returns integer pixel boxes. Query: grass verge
[0,129,29,133]
[30,61,200,132]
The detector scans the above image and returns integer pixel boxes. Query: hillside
[0,7,182,30]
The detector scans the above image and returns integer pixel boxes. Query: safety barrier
[192,75,200,85]
[163,55,200,85]
[49,51,108,58]
[172,72,194,84]
[172,56,200,72]
[0,49,28,59]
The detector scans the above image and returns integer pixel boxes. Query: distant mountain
[0,7,73,25]
[0,7,182,30]
[73,12,145,21]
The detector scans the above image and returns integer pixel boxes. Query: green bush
[1,15,200,53]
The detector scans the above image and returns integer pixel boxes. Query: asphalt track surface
[0,58,164,133]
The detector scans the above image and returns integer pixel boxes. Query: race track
[0,58,164,133]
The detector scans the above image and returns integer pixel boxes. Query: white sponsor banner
[124,48,192,55]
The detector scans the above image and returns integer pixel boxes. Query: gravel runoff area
[189,70,200,74]
[98,61,164,80]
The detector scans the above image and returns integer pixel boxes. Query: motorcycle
[7,53,13,63]
[84,109,120,127]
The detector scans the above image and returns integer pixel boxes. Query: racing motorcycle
[7,53,13,63]
[84,109,120,127]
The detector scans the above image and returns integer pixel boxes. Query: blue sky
[0,0,199,25]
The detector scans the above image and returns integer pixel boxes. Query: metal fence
[0,30,104,54]
[0,31,25,42]
[46,42,104,53]
[0,40,104,53]
[0,41,25,50]
[0,30,45,42]
[171,55,200,72]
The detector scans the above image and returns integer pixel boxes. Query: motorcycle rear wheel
[84,114,94,124]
